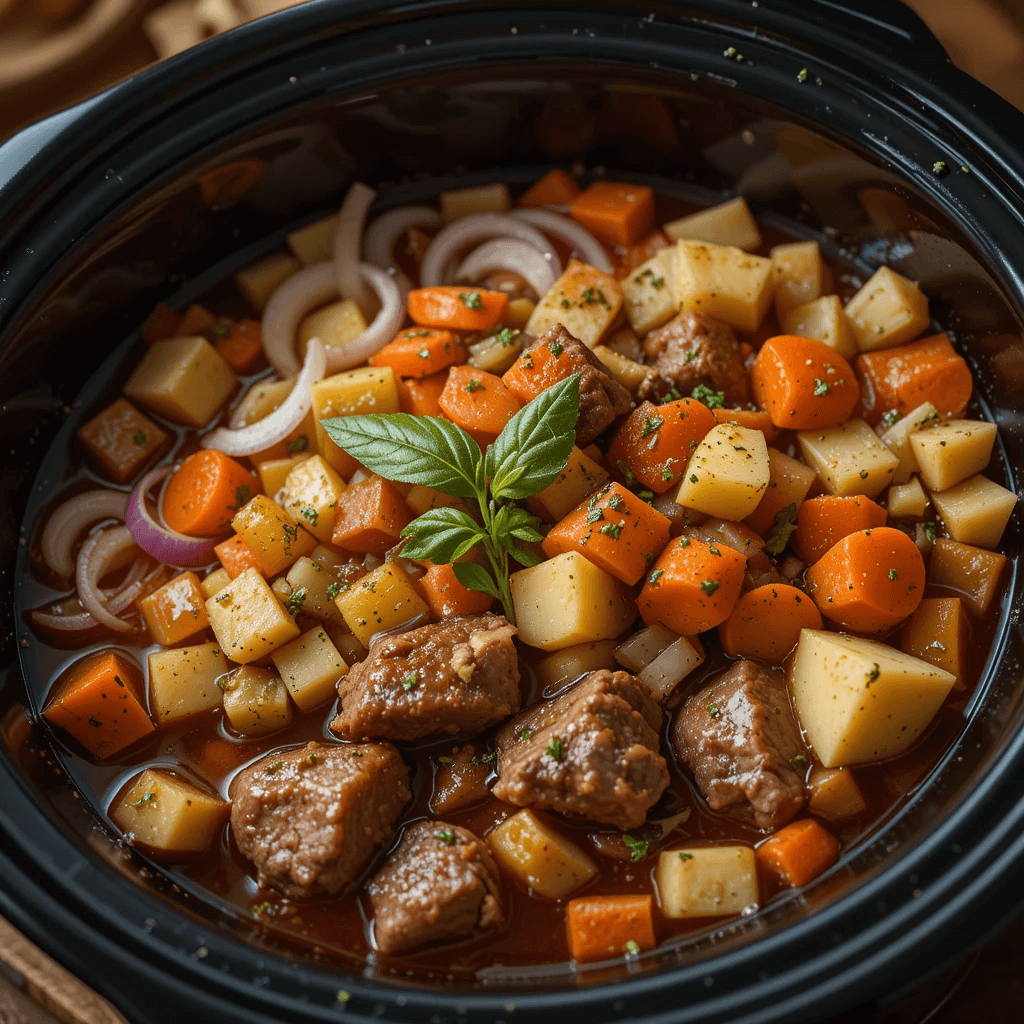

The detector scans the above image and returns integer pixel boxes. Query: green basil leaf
[510,525,544,543]
[452,561,500,599]
[399,508,486,562]
[320,414,482,499]
[485,375,580,501]
[504,540,541,567]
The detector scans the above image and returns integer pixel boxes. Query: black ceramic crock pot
[2,2,1024,1022]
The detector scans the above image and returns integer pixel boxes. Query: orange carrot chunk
[757,818,841,888]
[397,371,448,418]
[542,481,672,586]
[407,286,508,331]
[369,328,467,378]
[420,562,494,618]
[501,333,595,406]
[638,536,746,634]
[566,894,656,963]
[744,448,818,538]
[139,571,210,645]
[141,302,181,344]
[712,407,779,444]
[750,335,859,430]
[162,450,259,537]
[214,319,266,375]
[518,168,582,208]
[331,475,412,557]
[805,526,925,634]
[438,366,520,448]
[792,495,887,565]
[616,229,670,276]
[569,181,656,246]
[718,584,823,664]
[214,533,265,579]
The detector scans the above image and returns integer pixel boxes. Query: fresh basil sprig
[320,374,580,624]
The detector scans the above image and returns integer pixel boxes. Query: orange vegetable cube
[407,286,508,331]
[711,407,779,444]
[230,494,316,575]
[718,584,823,664]
[139,572,210,645]
[792,495,887,565]
[141,302,180,344]
[756,818,841,888]
[177,303,216,336]
[616,229,671,276]
[214,533,264,579]
[929,538,1006,618]
[438,366,520,448]
[566,894,656,963]
[77,398,167,484]
[214,319,266,375]
[569,181,656,246]
[369,327,467,378]
[901,597,968,689]
[744,448,818,537]
[420,562,494,618]
[331,475,412,557]
[163,449,259,537]
[517,168,581,208]
[397,370,448,417]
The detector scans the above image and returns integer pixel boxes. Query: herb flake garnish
[764,503,798,557]
[545,736,566,761]
[622,835,650,862]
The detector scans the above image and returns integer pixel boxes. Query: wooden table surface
[1,1,1023,1022]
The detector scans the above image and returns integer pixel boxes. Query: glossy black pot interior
[3,2,1024,1022]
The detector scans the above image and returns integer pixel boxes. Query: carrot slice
[616,229,670,276]
[566,894,656,963]
[518,168,581,208]
[420,562,494,618]
[744,448,818,537]
[162,450,259,537]
[718,583,823,664]
[214,533,264,579]
[569,181,656,246]
[139,572,210,645]
[397,371,448,418]
[501,332,593,406]
[756,819,841,888]
[331,475,412,557]
[177,303,216,336]
[214,319,266,374]
[711,407,779,443]
[369,328,467,378]
[792,495,887,565]
[407,286,508,331]
[438,366,520,448]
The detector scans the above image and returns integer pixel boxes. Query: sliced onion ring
[41,489,128,577]
[324,264,405,373]
[203,339,326,456]
[32,558,152,633]
[262,263,339,376]
[512,208,614,274]
[454,238,557,297]
[419,212,561,287]
[334,182,377,315]
[364,205,443,270]
[126,467,220,568]
[76,525,140,632]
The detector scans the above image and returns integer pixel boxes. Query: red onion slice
[512,208,614,274]
[454,238,557,297]
[364,205,443,270]
[334,182,377,315]
[323,264,405,373]
[262,262,339,376]
[41,489,128,577]
[31,558,152,633]
[76,525,140,632]
[202,339,325,456]
[419,213,561,287]
[126,467,220,568]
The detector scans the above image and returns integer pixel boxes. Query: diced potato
[468,332,522,374]
[200,567,231,600]
[619,249,677,335]
[276,454,346,543]
[139,571,210,645]
[592,345,649,391]
[206,567,301,664]
[257,454,309,496]
[614,622,677,672]
[843,265,930,352]
[901,597,967,688]
[297,298,368,360]
[271,626,348,711]
[76,398,167,484]
[235,377,294,425]
[510,551,637,652]
[663,197,761,251]
[286,213,338,265]
[488,809,597,899]
[231,494,316,575]
[235,251,300,312]
[929,474,1016,549]
[124,336,235,428]
[284,555,346,626]
[221,665,294,736]
[789,629,955,767]
[525,258,623,348]
[506,296,536,330]
[603,326,643,362]
[807,766,867,822]
[797,419,898,498]
[887,477,928,520]
[638,635,705,700]
[334,562,430,647]
[675,423,770,520]
[404,485,472,518]
[440,182,511,223]
[656,846,758,918]
[312,366,399,474]
[909,419,998,492]
[148,642,229,725]
[111,768,228,857]
[771,240,827,318]
[535,640,619,693]
[528,446,610,525]
[880,402,938,484]
[673,239,774,332]
[930,538,1006,618]
[780,295,857,359]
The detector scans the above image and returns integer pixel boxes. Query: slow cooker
[2,1,1024,1021]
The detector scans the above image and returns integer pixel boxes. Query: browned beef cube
[493,669,668,830]
[229,740,409,897]
[330,613,520,742]
[638,311,750,407]
[429,743,492,814]
[672,660,806,831]
[369,820,504,954]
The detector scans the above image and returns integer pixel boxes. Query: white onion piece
[512,208,614,274]
[334,182,377,315]
[454,238,557,297]
[31,560,150,633]
[76,526,139,632]
[262,262,339,376]
[202,339,325,456]
[364,205,443,270]
[323,264,405,373]
[419,213,561,287]
[41,489,128,577]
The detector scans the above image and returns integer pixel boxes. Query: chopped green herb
[624,939,641,955]
[308,753,318,765]
[287,587,307,612]
[231,484,252,511]
[707,545,721,557]
[265,760,284,775]
[327,582,341,600]
[437,756,454,765]
[403,672,418,691]
[521,728,533,741]
[608,493,626,512]
[797,67,809,83]
[417,347,431,359]
[880,409,901,429]
[764,503,799,557]
[300,506,318,526]
[679,852,693,862]
[932,160,947,175]
[622,835,650,862]
[545,736,566,761]
[459,291,484,310]
[435,829,456,845]
[337,990,351,1005]
[599,522,622,540]
[700,579,719,595]
[648,569,664,585]
[550,341,564,357]
[691,384,725,409]
[867,665,880,683]
[463,379,485,393]
[641,414,664,437]
[651,276,665,289]
[561,298,572,309]
[252,901,272,916]
[132,429,148,445]
[637,489,654,501]
[132,791,155,807]
[707,701,720,718]
[679,537,691,547]
[684,349,696,364]
[790,754,808,767]
[404,329,431,338]
[494,327,519,347]
[813,378,829,396]
[586,507,604,524]
[924,522,936,544]
[689,473,698,484]
[724,46,737,57]
[888,568,898,580]
[287,436,308,453]
[661,464,674,481]
[581,287,610,307]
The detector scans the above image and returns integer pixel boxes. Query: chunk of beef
[230,740,409,897]
[330,613,520,742]
[430,743,492,814]
[639,311,750,407]
[672,660,806,831]
[493,669,668,830]
[369,820,503,954]
[527,325,632,444]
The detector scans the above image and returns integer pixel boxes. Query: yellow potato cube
[440,182,511,223]
[286,214,338,265]
[467,332,522,375]
[235,251,299,312]
[673,239,774,332]
[887,477,929,520]
[221,666,294,736]
[312,366,399,474]
[148,642,229,725]
[930,474,1016,549]
[230,494,316,575]
[656,846,758,918]
[797,419,898,498]
[663,197,761,251]
[789,629,955,767]
[257,454,310,497]
[206,567,301,664]
[487,809,597,899]
[771,240,827,318]
[675,423,770,520]
[285,554,348,626]
[807,767,867,822]
[510,551,637,652]
[843,265,930,352]
[528,446,609,525]
[880,401,939,484]
[124,336,235,428]
[276,455,346,543]
[298,298,368,360]
[619,250,677,335]
[592,345,649,392]
[535,640,619,693]
[234,377,294,425]
[506,296,536,330]
[200,567,232,600]
[334,562,430,647]
[780,295,857,359]
[525,258,623,348]
[111,768,228,857]
[271,626,348,712]
[909,418,998,492]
